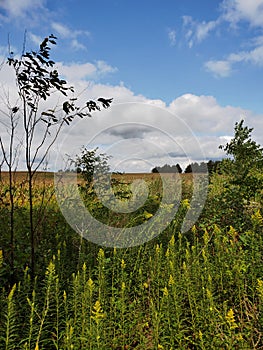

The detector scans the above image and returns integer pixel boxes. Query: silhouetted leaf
[86,100,100,112]
[12,107,19,113]
[97,97,113,109]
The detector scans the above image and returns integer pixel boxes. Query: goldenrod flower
[87,278,94,291]
[98,248,104,259]
[168,274,175,286]
[252,209,263,227]
[162,286,169,297]
[257,279,263,299]
[226,308,238,329]
[91,301,106,324]
[121,259,126,269]
[182,198,190,209]
[169,235,175,246]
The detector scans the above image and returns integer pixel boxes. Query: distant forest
[151,160,222,174]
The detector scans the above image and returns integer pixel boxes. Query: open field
[0,169,262,349]
[0,170,194,182]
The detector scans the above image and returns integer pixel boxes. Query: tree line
[151,159,222,174]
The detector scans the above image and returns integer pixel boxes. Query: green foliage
[0,221,262,349]
[0,119,262,348]
[152,163,182,173]
[1,34,113,279]
[73,147,111,184]
[7,35,106,126]
[184,161,208,173]
[201,120,263,232]
[219,119,263,198]
[220,119,262,170]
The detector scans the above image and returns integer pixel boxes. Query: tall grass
[0,219,263,349]
[0,173,262,348]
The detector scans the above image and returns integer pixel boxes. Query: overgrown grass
[0,172,262,349]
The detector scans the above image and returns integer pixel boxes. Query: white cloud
[221,0,263,28]
[0,56,262,173]
[29,32,43,46]
[0,0,46,18]
[51,22,72,38]
[0,0,48,26]
[204,59,233,77]
[181,0,263,76]
[182,15,220,47]
[96,60,118,74]
[183,0,263,48]
[168,94,248,135]
[205,41,263,77]
[51,22,90,39]
[196,20,219,42]
[57,60,117,82]
[71,39,86,51]
[168,29,176,46]
[53,89,261,173]
[243,44,263,65]
[51,22,90,51]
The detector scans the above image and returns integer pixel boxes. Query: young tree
[0,104,21,278]
[203,120,263,231]
[73,147,111,185]
[219,119,263,199]
[0,34,113,278]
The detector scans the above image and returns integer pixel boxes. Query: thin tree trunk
[28,167,35,280]
[8,164,14,279]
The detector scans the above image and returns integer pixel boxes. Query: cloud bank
[1,56,261,173]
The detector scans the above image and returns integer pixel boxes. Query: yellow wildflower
[162,286,169,297]
[87,278,94,291]
[169,235,175,246]
[257,279,263,299]
[168,274,175,286]
[182,198,190,209]
[226,308,238,329]
[91,301,106,324]
[121,259,126,269]
[252,209,263,227]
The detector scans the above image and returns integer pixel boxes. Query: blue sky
[0,0,263,172]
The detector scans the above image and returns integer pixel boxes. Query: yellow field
[0,171,194,185]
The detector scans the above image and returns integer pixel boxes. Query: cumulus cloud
[168,93,248,135]
[53,90,261,173]
[0,55,262,173]
[56,60,117,82]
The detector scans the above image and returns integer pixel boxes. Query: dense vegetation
[0,120,262,349]
[0,35,262,349]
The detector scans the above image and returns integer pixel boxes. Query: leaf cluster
[7,34,113,127]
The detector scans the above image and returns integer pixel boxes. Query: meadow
[0,169,262,349]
